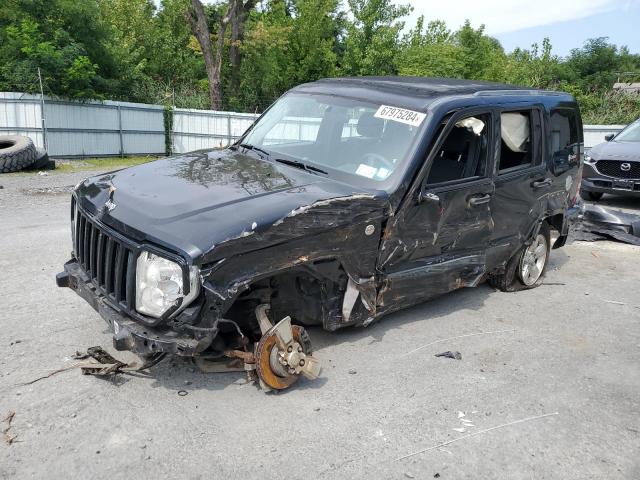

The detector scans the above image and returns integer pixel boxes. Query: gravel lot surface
[1,168,639,479]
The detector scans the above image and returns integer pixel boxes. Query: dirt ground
[1,167,639,479]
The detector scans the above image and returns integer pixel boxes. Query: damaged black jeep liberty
[57,77,583,390]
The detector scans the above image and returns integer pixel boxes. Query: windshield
[240,94,424,188]
[615,120,640,142]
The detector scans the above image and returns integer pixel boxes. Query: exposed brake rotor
[254,310,321,390]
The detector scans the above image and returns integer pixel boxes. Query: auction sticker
[374,105,426,127]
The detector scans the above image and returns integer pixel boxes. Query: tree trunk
[229,1,256,93]
[187,0,230,110]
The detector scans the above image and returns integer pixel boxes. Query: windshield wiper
[275,158,328,175]
[240,143,271,159]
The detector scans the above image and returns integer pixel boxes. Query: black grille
[595,160,640,179]
[73,200,136,310]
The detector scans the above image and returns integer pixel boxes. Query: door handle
[532,178,552,188]
[469,194,491,206]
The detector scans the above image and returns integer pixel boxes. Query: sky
[404,0,640,56]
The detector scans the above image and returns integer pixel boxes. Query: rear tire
[584,190,603,201]
[0,135,38,173]
[488,222,551,292]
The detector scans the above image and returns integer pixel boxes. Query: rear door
[486,105,547,268]
[377,109,496,312]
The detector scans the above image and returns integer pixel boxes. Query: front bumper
[56,260,210,356]
[581,163,640,197]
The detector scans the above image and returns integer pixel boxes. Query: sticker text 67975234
[374,105,426,127]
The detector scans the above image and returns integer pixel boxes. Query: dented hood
[76,149,388,262]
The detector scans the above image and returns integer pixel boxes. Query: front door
[377,110,496,313]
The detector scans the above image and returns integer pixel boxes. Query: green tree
[341,0,411,76]
[454,21,505,81]
[398,17,463,78]
[0,0,115,98]
[284,0,339,86]
[503,38,565,88]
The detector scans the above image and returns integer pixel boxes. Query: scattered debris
[22,185,74,195]
[177,390,189,396]
[18,346,166,386]
[396,412,559,461]
[457,411,465,419]
[18,364,83,386]
[3,411,16,445]
[348,369,357,375]
[404,472,415,478]
[452,427,466,433]
[400,329,516,358]
[573,204,640,246]
[37,171,48,176]
[435,351,462,360]
[591,251,599,258]
[603,299,626,306]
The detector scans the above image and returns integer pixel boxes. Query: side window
[426,113,490,185]
[550,109,579,166]
[498,109,541,173]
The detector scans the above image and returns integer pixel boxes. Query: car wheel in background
[583,190,604,201]
[0,135,38,173]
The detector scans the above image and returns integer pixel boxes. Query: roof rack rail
[474,89,563,97]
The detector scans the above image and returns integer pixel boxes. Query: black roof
[290,76,570,112]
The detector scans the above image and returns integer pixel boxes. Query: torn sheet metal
[572,204,640,246]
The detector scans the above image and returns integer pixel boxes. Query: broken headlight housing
[135,251,200,318]
[584,154,595,165]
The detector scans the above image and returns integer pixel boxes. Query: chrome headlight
[135,251,200,318]
[584,154,595,165]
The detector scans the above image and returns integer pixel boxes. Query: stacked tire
[0,135,50,173]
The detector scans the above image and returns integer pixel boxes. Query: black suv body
[57,77,582,374]
[581,118,640,200]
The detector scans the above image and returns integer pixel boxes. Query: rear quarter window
[550,109,580,166]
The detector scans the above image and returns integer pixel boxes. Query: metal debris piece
[435,351,462,360]
[400,329,516,358]
[3,411,17,445]
[603,299,626,306]
[397,412,559,461]
[573,204,640,246]
[2,410,18,445]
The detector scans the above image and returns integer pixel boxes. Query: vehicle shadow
[138,283,496,393]
[138,249,571,394]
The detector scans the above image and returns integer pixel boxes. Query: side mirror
[604,133,614,141]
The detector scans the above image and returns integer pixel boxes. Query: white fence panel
[0,91,630,157]
[583,124,625,149]
[172,108,257,153]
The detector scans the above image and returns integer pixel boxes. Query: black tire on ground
[584,190,604,201]
[488,222,551,292]
[0,135,38,173]
[29,148,55,170]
